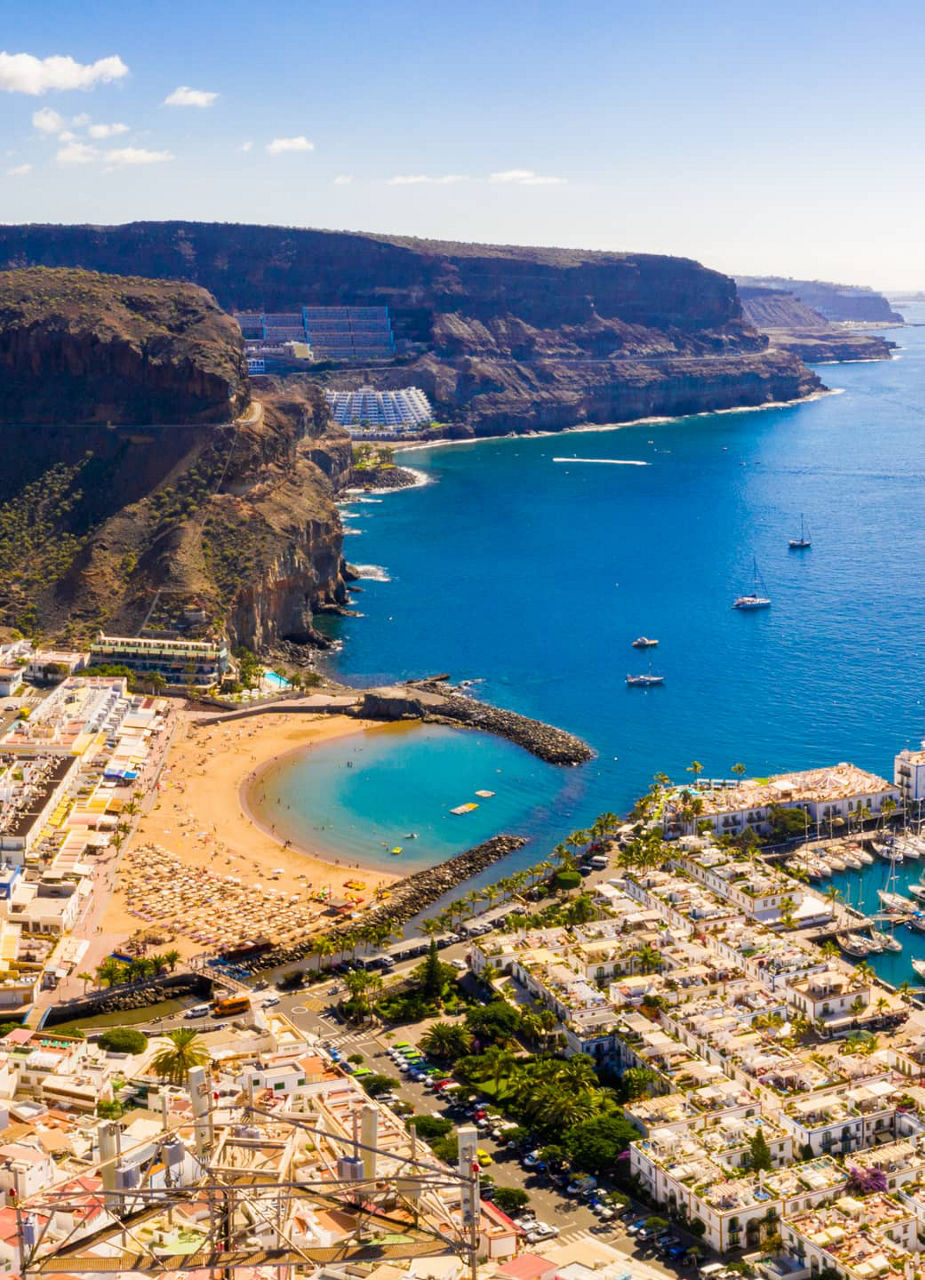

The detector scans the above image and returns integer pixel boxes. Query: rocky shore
[347,465,419,491]
[252,833,528,971]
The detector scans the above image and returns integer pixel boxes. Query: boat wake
[352,564,392,582]
[553,457,649,466]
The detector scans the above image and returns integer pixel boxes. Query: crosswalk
[314,1024,372,1052]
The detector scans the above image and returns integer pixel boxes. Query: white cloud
[32,106,64,133]
[490,168,566,185]
[57,129,76,141]
[266,135,314,155]
[6,163,31,176]
[88,121,128,138]
[0,51,128,95]
[240,140,253,152]
[387,173,467,185]
[164,85,217,108]
[56,140,97,165]
[333,174,353,185]
[105,146,172,165]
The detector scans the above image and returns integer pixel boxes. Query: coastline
[389,386,843,456]
[239,727,412,875]
[103,711,401,957]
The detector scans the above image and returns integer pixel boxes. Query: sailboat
[789,515,812,550]
[732,558,771,610]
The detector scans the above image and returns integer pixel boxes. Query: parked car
[261,995,280,1007]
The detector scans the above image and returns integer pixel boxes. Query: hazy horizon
[4,0,925,291]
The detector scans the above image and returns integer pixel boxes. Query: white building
[325,386,433,433]
[894,745,925,810]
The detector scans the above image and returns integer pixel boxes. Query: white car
[532,1224,559,1240]
[262,995,280,1007]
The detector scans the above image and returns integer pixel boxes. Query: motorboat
[909,883,925,902]
[842,850,863,870]
[631,637,659,649]
[870,929,902,953]
[908,914,925,934]
[626,674,665,687]
[896,839,921,860]
[872,841,903,863]
[826,853,847,872]
[838,933,874,957]
[913,957,925,979]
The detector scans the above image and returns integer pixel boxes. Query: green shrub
[554,870,582,890]
[98,1028,148,1054]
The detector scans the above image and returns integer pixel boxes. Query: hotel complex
[324,385,434,434]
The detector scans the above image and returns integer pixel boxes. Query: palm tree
[477,1045,517,1094]
[97,958,126,988]
[632,944,662,975]
[419,917,442,941]
[308,934,336,971]
[149,953,169,975]
[731,763,747,780]
[163,949,181,973]
[420,1021,473,1060]
[78,971,94,994]
[880,796,898,831]
[687,761,704,781]
[151,1029,210,1084]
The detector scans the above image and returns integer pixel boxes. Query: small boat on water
[733,557,772,610]
[632,637,659,649]
[872,841,903,863]
[390,846,403,855]
[857,849,874,866]
[807,859,831,879]
[626,674,665,687]
[913,958,925,979]
[908,914,925,933]
[838,933,875,957]
[909,883,925,902]
[879,889,916,912]
[896,839,921,860]
[789,514,812,550]
[827,853,847,872]
[842,851,863,870]
[871,929,902,953]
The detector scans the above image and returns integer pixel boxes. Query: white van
[590,854,609,870]
[185,1004,211,1019]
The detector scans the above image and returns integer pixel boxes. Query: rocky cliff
[738,285,897,363]
[0,267,250,423]
[0,223,823,434]
[0,268,349,647]
[737,276,903,325]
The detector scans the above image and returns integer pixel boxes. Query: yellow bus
[212,995,250,1017]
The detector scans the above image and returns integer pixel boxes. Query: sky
[2,0,925,289]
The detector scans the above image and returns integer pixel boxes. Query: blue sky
[2,0,924,288]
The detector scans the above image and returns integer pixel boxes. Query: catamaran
[732,558,771,610]
[789,514,812,550]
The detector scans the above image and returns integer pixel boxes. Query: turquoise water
[249,722,585,874]
[266,305,925,956]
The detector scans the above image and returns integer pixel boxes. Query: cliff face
[738,286,897,363]
[0,222,823,434]
[0,268,349,648]
[0,267,250,423]
[737,276,903,325]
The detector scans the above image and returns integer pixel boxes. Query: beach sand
[101,711,401,958]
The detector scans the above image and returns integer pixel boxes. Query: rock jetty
[353,683,592,766]
[255,833,528,970]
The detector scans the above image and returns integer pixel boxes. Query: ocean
[256,305,925,973]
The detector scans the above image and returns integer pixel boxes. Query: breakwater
[255,833,528,969]
[353,684,593,766]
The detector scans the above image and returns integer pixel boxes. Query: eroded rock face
[0,266,249,423]
[0,223,824,433]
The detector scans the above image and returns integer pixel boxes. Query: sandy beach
[101,711,401,958]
